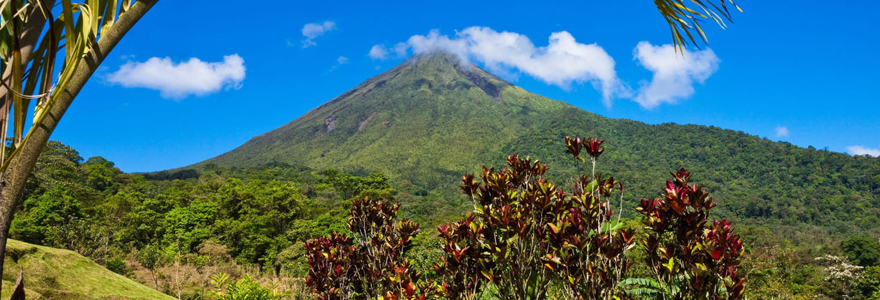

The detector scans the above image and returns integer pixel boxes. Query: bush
[305,197,433,299]
[435,137,635,300]
[637,168,745,299]
[209,273,289,300]
[106,256,129,276]
[304,136,747,300]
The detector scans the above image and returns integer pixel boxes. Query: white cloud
[775,126,790,137]
[370,43,408,60]
[107,55,246,99]
[329,56,349,72]
[393,43,408,58]
[407,29,470,59]
[847,145,880,157]
[301,21,336,48]
[369,45,389,60]
[372,27,723,108]
[380,27,626,104]
[461,27,622,99]
[633,42,720,109]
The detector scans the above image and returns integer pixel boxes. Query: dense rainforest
[8,140,879,299]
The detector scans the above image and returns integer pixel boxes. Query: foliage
[857,266,880,300]
[106,255,130,275]
[10,187,83,244]
[739,241,823,299]
[305,197,433,300]
[841,235,880,267]
[9,142,433,297]
[323,169,393,199]
[620,277,680,299]
[652,0,742,53]
[637,168,745,299]
[0,0,153,166]
[815,255,865,299]
[11,139,877,299]
[209,273,290,300]
[435,137,635,300]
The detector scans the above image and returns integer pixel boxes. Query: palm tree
[0,0,159,292]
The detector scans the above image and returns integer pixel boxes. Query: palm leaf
[0,0,152,173]
[654,0,743,53]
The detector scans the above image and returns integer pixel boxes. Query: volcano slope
[200,52,880,242]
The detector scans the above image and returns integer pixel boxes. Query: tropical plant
[434,137,635,300]
[0,0,159,291]
[637,168,746,300]
[620,277,681,300]
[209,272,290,300]
[305,197,434,300]
[653,0,743,53]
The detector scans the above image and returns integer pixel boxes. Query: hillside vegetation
[5,140,880,299]
[1,239,175,300]
[201,52,880,243]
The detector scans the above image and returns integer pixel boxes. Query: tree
[137,243,168,290]
[10,186,83,244]
[0,0,159,292]
[841,236,880,267]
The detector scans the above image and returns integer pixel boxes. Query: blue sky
[54,0,880,172]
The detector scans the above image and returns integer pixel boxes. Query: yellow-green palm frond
[0,0,145,171]
[654,0,743,53]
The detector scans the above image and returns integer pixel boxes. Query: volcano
[197,52,879,233]
[202,52,609,189]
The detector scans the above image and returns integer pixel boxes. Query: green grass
[1,239,174,300]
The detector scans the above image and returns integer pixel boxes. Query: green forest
[10,140,879,299]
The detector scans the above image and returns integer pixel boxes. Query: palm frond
[654,0,743,53]
[0,0,137,172]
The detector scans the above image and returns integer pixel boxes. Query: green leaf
[585,179,598,193]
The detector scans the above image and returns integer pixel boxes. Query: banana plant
[620,276,683,300]
[653,0,743,53]
[0,0,159,293]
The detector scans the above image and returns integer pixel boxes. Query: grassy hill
[199,52,880,242]
[1,239,174,300]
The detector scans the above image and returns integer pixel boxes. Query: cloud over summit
[371,27,720,109]
[385,28,626,104]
